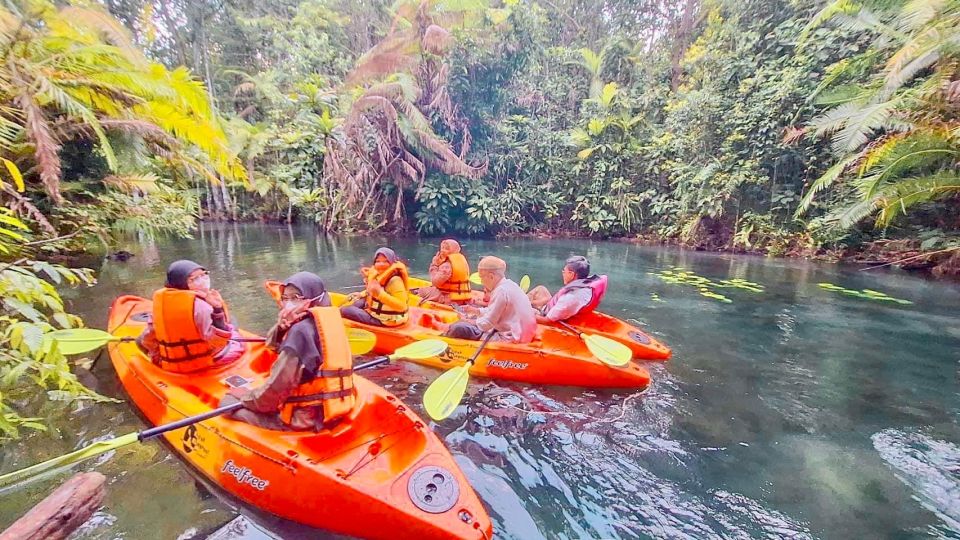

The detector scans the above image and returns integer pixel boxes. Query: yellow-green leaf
[1,159,24,192]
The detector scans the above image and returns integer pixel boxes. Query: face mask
[282,300,301,312]
[191,275,211,291]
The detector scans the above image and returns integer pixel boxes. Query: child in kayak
[416,239,473,306]
[527,256,608,323]
[340,247,410,327]
[137,260,244,372]
[220,272,356,431]
[440,256,536,343]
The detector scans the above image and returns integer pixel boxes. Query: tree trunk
[670,0,701,91]
[0,472,106,540]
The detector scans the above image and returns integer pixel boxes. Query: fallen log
[0,472,106,540]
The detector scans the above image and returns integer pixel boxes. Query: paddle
[469,272,530,292]
[0,339,449,488]
[422,331,496,421]
[519,274,531,293]
[44,327,378,356]
[555,320,632,367]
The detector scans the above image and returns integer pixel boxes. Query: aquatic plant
[817,283,913,305]
[649,268,765,303]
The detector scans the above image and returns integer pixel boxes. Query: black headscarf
[373,247,398,265]
[165,260,204,290]
[278,272,330,377]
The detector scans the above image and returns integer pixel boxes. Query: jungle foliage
[96,0,955,254]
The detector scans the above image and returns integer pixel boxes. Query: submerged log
[0,472,106,540]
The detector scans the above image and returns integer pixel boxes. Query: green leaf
[52,312,73,329]
[3,299,44,323]
[21,324,44,354]
[0,159,24,192]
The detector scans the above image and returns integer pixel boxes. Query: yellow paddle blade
[390,339,448,360]
[469,272,481,285]
[347,328,376,355]
[582,333,632,367]
[0,432,139,488]
[422,365,470,421]
[519,274,530,292]
[44,328,120,355]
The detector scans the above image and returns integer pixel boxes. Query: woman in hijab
[220,272,335,431]
[417,238,472,306]
[137,260,243,371]
[340,247,410,327]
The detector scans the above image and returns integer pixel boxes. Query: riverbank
[507,229,960,279]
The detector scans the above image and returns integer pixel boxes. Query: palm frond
[896,0,948,33]
[857,129,957,197]
[799,0,865,46]
[796,154,859,216]
[875,172,960,225]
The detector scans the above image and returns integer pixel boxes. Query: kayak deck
[107,295,492,540]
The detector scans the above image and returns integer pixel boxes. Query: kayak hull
[330,292,651,389]
[107,295,492,540]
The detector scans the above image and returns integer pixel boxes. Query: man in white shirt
[441,256,536,344]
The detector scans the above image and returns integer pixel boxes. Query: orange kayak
[326,291,651,389]
[407,278,671,361]
[107,295,492,540]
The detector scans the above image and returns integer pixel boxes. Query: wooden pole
[0,472,106,540]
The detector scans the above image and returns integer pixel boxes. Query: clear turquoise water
[1,223,959,539]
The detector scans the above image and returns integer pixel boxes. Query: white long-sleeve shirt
[476,278,537,343]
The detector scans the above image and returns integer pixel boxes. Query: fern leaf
[16,94,62,203]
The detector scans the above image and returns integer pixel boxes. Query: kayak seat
[417,312,442,331]
[295,395,427,463]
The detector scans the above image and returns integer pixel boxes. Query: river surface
[1,223,959,539]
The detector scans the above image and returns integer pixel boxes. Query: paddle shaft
[137,355,391,441]
[556,320,584,337]
[466,330,496,369]
[140,402,240,441]
[0,356,394,488]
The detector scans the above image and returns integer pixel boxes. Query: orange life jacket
[151,288,230,373]
[363,262,409,326]
[279,306,356,428]
[436,253,472,303]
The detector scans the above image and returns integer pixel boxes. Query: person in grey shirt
[441,256,536,343]
[527,256,607,323]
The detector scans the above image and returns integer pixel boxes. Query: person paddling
[137,260,243,372]
[417,239,473,306]
[527,256,608,323]
[220,272,356,431]
[340,247,410,327]
[440,256,536,343]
